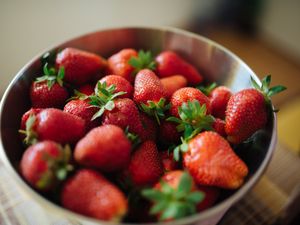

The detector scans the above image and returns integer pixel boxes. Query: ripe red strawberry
[56,47,107,85]
[128,141,163,186]
[74,125,131,172]
[170,87,210,117]
[225,75,286,144]
[160,75,187,99]
[21,108,85,145]
[77,84,94,95]
[20,108,42,130]
[159,151,179,172]
[158,120,180,144]
[134,69,169,124]
[64,99,100,131]
[139,113,158,141]
[183,131,248,189]
[107,48,138,83]
[197,186,220,212]
[61,169,127,221]
[99,75,133,99]
[212,118,226,137]
[142,171,204,221]
[20,141,72,191]
[209,86,232,119]
[155,51,203,85]
[102,98,146,140]
[30,66,69,108]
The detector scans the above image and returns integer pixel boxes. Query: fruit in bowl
[0,27,286,225]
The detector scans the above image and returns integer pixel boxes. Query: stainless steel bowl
[0,26,276,225]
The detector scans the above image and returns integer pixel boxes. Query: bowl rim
[0,25,277,225]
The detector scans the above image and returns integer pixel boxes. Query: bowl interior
[0,27,274,224]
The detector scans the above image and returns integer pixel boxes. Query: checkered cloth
[0,143,299,225]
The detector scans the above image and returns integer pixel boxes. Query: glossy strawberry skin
[20,108,42,130]
[77,84,94,95]
[74,125,131,172]
[64,99,100,131]
[155,51,203,85]
[102,98,146,140]
[170,87,210,117]
[140,113,158,141]
[107,49,138,83]
[158,121,180,144]
[61,169,127,221]
[183,131,248,189]
[160,75,188,99]
[56,48,106,86]
[197,186,220,212]
[225,89,268,144]
[20,141,61,191]
[212,118,226,137]
[134,69,166,105]
[35,108,86,144]
[129,141,163,186]
[30,81,69,108]
[159,151,179,172]
[99,75,133,98]
[210,86,232,119]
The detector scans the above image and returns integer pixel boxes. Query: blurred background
[0,0,299,224]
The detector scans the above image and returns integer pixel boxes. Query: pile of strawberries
[18,47,285,222]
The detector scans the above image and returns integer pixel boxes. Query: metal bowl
[0,26,276,225]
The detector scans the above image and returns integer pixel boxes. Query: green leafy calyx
[140,98,170,125]
[128,50,157,75]
[18,114,38,146]
[35,63,65,90]
[89,81,126,120]
[142,172,204,221]
[37,144,73,189]
[196,82,217,96]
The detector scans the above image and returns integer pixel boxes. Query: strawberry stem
[35,63,65,90]
[140,98,170,125]
[19,114,38,146]
[196,82,217,96]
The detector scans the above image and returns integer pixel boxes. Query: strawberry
[158,120,180,144]
[212,118,226,137]
[160,75,187,99]
[30,65,69,108]
[64,99,100,131]
[225,75,286,144]
[197,186,220,212]
[159,151,179,172]
[99,75,133,99]
[168,100,214,144]
[140,113,158,141]
[142,171,204,221]
[20,108,85,145]
[77,84,94,95]
[128,141,163,186]
[170,87,210,117]
[155,51,203,85]
[20,141,72,191]
[56,47,106,85]
[134,69,169,124]
[74,125,131,172]
[20,108,42,130]
[88,81,126,120]
[61,169,127,221]
[209,86,232,119]
[101,98,146,140]
[107,48,138,83]
[183,131,248,189]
